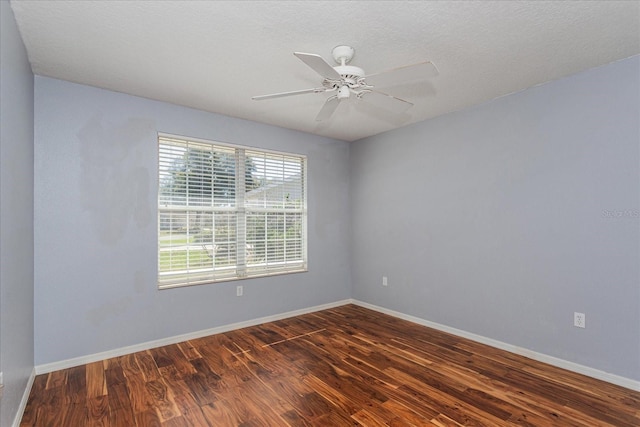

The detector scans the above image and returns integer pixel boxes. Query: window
[158,134,307,289]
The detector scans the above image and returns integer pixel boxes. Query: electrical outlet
[236,285,243,297]
[382,276,388,287]
[0,371,3,387]
[574,312,585,328]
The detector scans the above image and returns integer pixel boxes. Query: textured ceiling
[9,0,640,142]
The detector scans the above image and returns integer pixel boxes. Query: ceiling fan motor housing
[334,65,364,79]
[324,63,367,97]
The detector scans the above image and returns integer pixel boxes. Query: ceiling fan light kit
[337,85,351,100]
[252,45,438,122]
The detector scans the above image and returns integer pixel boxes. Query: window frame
[157,133,308,289]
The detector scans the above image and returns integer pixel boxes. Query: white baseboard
[35,299,352,375]
[12,368,36,427]
[34,298,639,392]
[352,299,640,392]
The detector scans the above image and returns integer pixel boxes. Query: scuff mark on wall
[309,142,349,238]
[78,115,155,245]
[133,269,148,294]
[86,296,133,326]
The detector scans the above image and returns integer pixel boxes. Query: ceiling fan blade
[365,61,439,88]
[252,87,327,101]
[294,52,342,80]
[316,96,341,121]
[361,90,414,114]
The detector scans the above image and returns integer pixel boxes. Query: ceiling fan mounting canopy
[252,44,438,122]
[332,45,355,64]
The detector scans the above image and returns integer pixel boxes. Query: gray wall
[0,0,35,425]
[34,77,351,365]
[350,56,640,381]
[28,40,640,386]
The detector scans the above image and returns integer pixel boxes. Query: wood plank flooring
[21,304,640,426]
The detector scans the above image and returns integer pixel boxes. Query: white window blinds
[158,135,307,289]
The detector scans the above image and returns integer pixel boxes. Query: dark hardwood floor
[21,304,639,426]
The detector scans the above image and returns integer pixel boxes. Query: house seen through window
[158,134,307,289]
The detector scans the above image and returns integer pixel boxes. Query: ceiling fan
[252,45,438,121]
